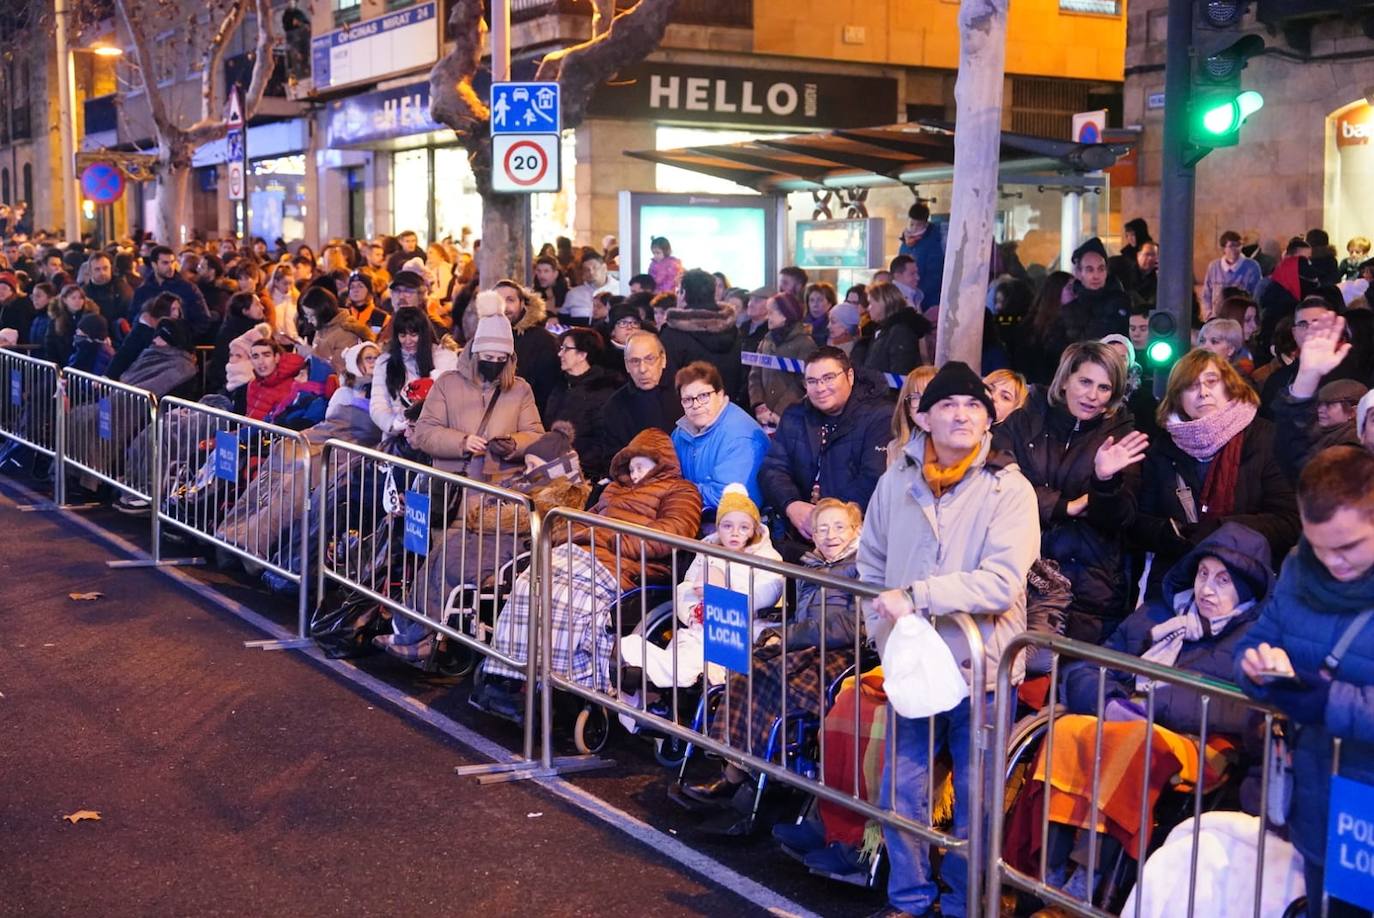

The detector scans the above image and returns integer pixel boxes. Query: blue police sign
[97,398,112,441]
[703,583,751,674]
[490,82,560,135]
[403,491,430,555]
[81,161,125,205]
[9,369,20,406]
[1326,776,1374,910]
[214,430,239,482]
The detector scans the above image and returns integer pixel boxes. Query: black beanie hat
[1072,236,1108,264]
[154,318,193,352]
[916,361,996,417]
[77,313,109,340]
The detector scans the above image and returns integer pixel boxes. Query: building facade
[1121,0,1374,278]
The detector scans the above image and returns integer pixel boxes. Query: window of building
[333,0,361,27]
[1,168,9,205]
[22,164,33,205]
[1060,0,1120,14]
[384,0,416,10]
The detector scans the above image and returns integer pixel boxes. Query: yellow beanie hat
[716,482,760,527]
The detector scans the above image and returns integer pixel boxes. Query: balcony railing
[83,94,119,136]
[511,0,751,28]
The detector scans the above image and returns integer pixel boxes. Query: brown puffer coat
[566,428,702,589]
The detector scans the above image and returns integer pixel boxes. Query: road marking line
[0,481,819,918]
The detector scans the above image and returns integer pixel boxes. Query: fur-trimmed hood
[608,428,681,484]
[663,300,738,335]
[513,289,549,334]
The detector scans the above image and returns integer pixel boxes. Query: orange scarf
[922,439,978,498]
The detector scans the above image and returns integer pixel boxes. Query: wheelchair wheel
[574,705,611,754]
[653,734,689,768]
[433,638,478,679]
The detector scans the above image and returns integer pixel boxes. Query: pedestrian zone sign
[490,82,560,135]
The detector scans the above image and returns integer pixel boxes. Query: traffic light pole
[1156,0,1197,397]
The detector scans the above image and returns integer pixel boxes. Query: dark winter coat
[1270,390,1364,483]
[543,364,623,482]
[782,551,863,652]
[106,322,157,382]
[1063,522,1271,736]
[83,278,133,337]
[659,301,742,401]
[748,321,817,416]
[759,373,892,536]
[1052,277,1131,348]
[1132,416,1300,598]
[856,307,931,378]
[602,377,683,462]
[512,292,561,416]
[1235,539,1374,864]
[571,428,702,590]
[994,387,1140,642]
[0,295,36,345]
[128,274,212,338]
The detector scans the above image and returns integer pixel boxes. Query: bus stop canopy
[626,119,1131,193]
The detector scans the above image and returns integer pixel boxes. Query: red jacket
[245,352,306,420]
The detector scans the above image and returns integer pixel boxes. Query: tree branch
[536,0,678,129]
[198,0,247,126]
[184,0,280,145]
[115,0,178,146]
[429,0,490,142]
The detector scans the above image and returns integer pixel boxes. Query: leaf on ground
[63,810,101,824]
[68,592,104,601]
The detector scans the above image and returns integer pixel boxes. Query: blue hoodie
[671,400,769,511]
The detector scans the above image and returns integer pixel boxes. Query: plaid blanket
[710,645,854,761]
[483,543,620,691]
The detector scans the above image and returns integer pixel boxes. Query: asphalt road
[0,473,884,917]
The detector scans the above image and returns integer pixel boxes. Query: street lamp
[54,0,124,245]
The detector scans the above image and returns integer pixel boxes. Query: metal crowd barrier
[0,348,62,501]
[983,631,1299,918]
[59,366,157,504]
[156,395,312,638]
[316,439,549,774]
[526,506,989,914]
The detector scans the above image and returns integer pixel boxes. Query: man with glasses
[603,331,683,459]
[671,360,770,513]
[759,346,892,561]
[1261,295,1348,418]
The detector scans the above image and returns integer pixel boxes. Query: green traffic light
[1147,340,1175,365]
[1200,90,1264,136]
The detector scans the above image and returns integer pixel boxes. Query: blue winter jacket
[898,224,945,309]
[671,401,770,511]
[1234,539,1374,864]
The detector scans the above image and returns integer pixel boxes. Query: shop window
[1060,0,1120,14]
[392,148,430,242]
[333,0,361,27]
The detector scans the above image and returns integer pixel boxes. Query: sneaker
[1060,865,1092,903]
[114,494,151,515]
[804,841,867,880]
[772,820,826,857]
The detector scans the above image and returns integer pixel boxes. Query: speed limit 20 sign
[492,134,560,194]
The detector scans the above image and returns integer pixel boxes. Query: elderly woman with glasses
[671,360,771,515]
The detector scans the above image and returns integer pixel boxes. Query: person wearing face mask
[1133,350,1300,601]
[410,295,542,482]
[368,305,458,440]
[477,428,701,710]
[489,279,560,416]
[1030,522,1272,905]
[994,342,1147,643]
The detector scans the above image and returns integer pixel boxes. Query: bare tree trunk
[153,141,194,245]
[480,194,527,286]
[934,0,1009,372]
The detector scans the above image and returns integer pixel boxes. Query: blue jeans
[879,695,990,918]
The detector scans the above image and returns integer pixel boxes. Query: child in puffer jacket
[620,482,784,689]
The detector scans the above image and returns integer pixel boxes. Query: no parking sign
[81,162,125,205]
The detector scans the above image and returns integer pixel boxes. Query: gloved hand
[486,437,517,460]
[1265,669,1332,726]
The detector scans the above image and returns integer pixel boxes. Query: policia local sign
[588,62,899,130]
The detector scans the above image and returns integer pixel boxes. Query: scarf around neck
[1165,399,1257,460]
[922,438,979,498]
[1135,589,1252,692]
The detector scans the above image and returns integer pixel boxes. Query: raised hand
[1293,313,1351,398]
[1094,431,1151,481]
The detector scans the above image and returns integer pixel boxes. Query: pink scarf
[1165,400,1257,460]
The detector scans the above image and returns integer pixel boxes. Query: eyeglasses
[558,344,580,353]
[615,317,640,327]
[904,393,924,405]
[680,391,717,408]
[805,371,845,389]
[626,355,661,369]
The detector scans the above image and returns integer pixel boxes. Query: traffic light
[1147,311,1179,373]
[1188,1,1265,158]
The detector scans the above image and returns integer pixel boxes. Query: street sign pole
[1155,0,1196,396]
[225,86,248,239]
